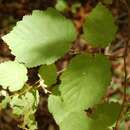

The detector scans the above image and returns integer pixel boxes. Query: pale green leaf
[1,96,10,109]
[2,8,77,67]
[56,0,67,11]
[60,111,89,130]
[48,95,120,130]
[48,95,67,124]
[10,90,39,115]
[60,103,120,130]
[39,64,57,87]
[119,121,125,130]
[71,2,81,14]
[0,61,27,92]
[10,90,39,130]
[83,3,117,48]
[60,54,111,111]
[21,111,38,130]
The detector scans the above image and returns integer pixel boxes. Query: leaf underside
[2,8,77,67]
[0,61,27,91]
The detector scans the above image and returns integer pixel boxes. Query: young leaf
[2,8,77,67]
[39,64,57,87]
[0,61,27,92]
[83,3,117,48]
[56,0,68,11]
[60,54,111,111]
[10,90,39,130]
[1,96,10,109]
[10,90,39,115]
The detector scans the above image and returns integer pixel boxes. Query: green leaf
[119,121,125,130]
[71,2,81,14]
[60,54,111,111]
[1,96,10,109]
[39,64,57,87]
[60,111,89,130]
[10,90,39,115]
[83,3,117,48]
[48,95,120,130]
[2,8,77,67]
[48,95,67,124]
[0,61,27,92]
[56,0,68,11]
[60,103,120,130]
[91,102,121,127]
[10,90,39,130]
[20,110,38,130]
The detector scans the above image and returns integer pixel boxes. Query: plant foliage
[0,2,124,130]
[0,61,27,91]
[2,8,77,67]
[83,3,117,47]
